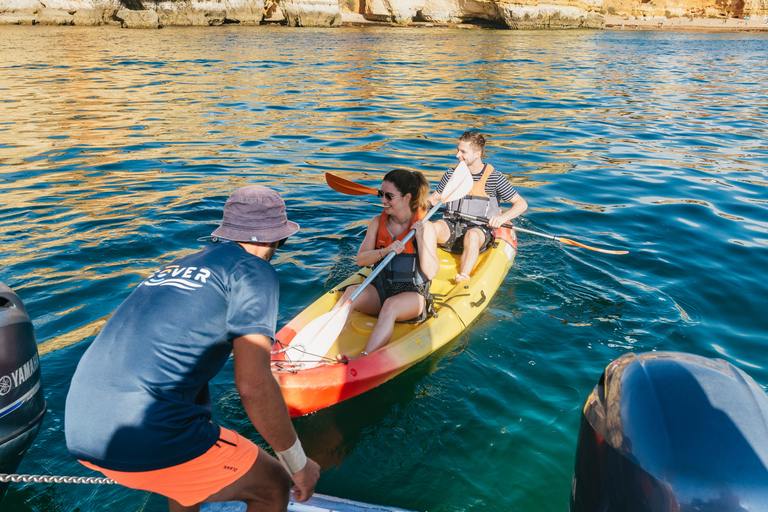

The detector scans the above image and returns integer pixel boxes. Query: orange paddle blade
[557,237,628,255]
[326,173,378,196]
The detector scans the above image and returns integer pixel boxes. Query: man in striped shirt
[428,131,528,283]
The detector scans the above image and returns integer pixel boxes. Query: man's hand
[488,215,505,228]
[233,335,320,503]
[290,457,321,502]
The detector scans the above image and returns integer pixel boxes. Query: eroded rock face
[0,0,606,28]
[72,8,107,24]
[374,0,605,27]
[366,0,424,22]
[496,1,605,28]
[278,0,341,25]
[115,6,159,26]
[746,0,768,11]
[153,0,264,25]
[419,0,497,23]
[37,7,76,23]
[602,0,767,16]
[0,0,89,24]
[1,0,766,28]
[0,0,264,26]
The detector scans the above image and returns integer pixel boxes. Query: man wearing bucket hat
[66,185,320,512]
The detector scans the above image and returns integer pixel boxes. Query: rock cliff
[415,0,605,28]
[1,0,765,28]
[0,0,604,27]
[0,0,266,26]
[602,0,767,17]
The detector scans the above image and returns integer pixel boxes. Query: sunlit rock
[0,0,611,28]
[366,0,425,22]
[0,0,263,25]
[278,0,341,25]
[0,0,86,24]
[222,0,264,23]
[419,0,497,23]
[380,0,604,26]
[73,7,105,24]
[0,12,36,22]
[115,7,160,27]
[153,0,264,25]
[745,0,768,11]
[602,0,767,17]
[37,7,75,23]
[90,0,121,23]
[495,2,605,28]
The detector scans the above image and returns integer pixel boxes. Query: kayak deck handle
[470,290,487,308]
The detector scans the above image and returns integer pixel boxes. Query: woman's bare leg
[365,292,424,354]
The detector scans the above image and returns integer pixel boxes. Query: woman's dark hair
[383,169,430,213]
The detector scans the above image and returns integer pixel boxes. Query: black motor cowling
[570,351,768,512]
[0,283,46,501]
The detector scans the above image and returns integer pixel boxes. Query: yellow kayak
[271,227,517,418]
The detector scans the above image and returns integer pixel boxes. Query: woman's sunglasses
[377,190,398,201]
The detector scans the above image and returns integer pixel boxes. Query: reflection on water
[1,24,767,512]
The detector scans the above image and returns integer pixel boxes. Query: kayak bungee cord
[271,341,339,369]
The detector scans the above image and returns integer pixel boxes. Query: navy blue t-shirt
[65,241,279,471]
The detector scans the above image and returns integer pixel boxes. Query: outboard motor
[570,351,768,512]
[0,283,46,502]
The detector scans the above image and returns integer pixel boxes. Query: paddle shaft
[350,200,444,302]
[437,208,628,254]
[437,207,557,241]
[324,171,627,254]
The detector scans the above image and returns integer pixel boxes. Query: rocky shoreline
[0,0,606,29]
[1,0,766,30]
[338,11,768,30]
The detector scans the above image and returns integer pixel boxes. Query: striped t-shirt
[435,164,519,201]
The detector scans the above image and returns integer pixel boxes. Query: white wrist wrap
[276,437,307,475]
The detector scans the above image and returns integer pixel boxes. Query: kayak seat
[333,284,435,325]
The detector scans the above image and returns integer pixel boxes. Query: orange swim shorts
[80,427,260,507]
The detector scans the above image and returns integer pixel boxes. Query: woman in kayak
[334,169,439,361]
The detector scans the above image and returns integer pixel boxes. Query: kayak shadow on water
[292,338,466,471]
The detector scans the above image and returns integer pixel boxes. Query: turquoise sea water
[1,25,767,512]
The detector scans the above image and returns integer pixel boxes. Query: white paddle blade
[285,301,352,369]
[441,161,473,203]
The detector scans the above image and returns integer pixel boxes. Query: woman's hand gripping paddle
[326,172,628,255]
[285,163,474,369]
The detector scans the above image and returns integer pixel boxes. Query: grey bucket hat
[212,185,300,243]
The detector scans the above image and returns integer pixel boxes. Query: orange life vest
[373,208,430,287]
[445,163,502,221]
[376,208,428,254]
[469,162,495,197]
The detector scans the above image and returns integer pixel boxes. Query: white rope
[0,473,116,485]
[270,343,339,371]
